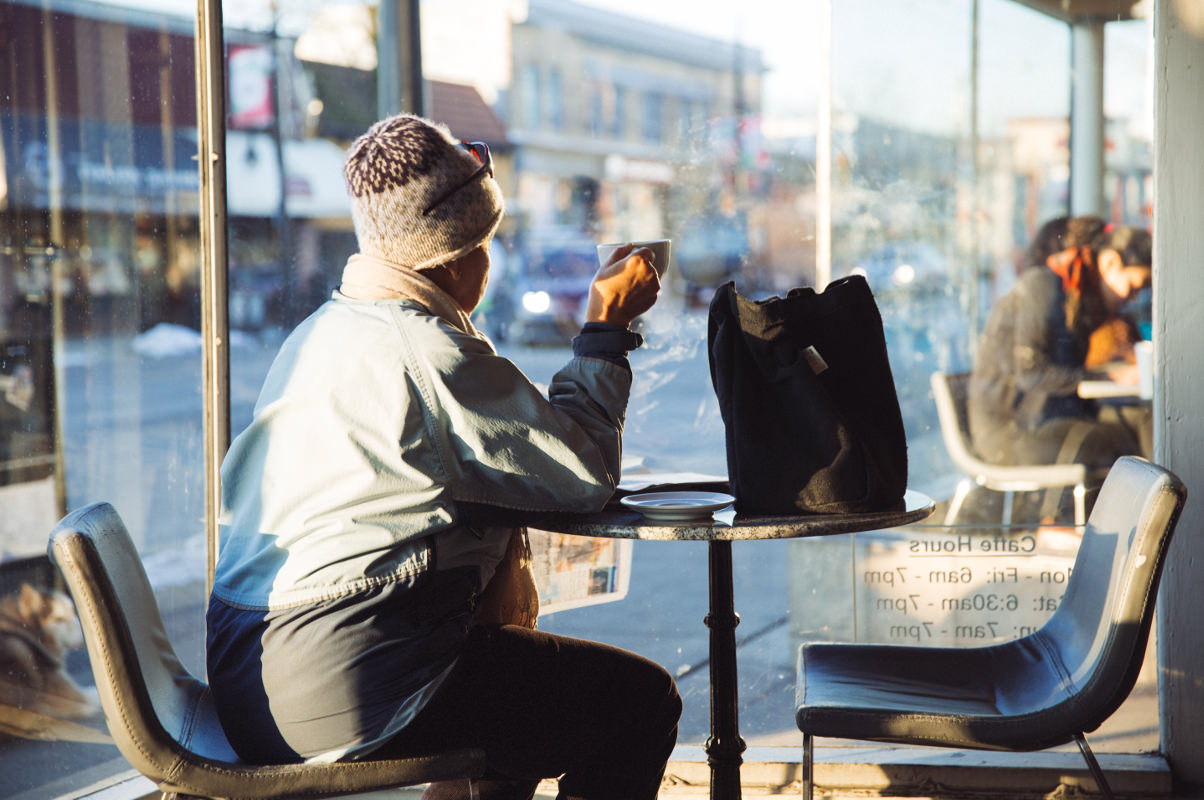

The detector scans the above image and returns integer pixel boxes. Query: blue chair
[796,456,1186,800]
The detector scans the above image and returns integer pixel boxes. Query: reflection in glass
[0,1,206,795]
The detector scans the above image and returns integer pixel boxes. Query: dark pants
[373,624,682,800]
[973,407,1150,473]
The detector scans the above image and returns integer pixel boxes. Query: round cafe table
[530,489,935,800]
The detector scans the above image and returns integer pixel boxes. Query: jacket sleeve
[402,317,630,514]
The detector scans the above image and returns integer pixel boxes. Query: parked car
[228,262,285,331]
[674,214,749,288]
[478,228,598,346]
[839,240,949,295]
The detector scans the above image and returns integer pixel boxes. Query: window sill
[668,745,1172,796]
[68,746,1172,800]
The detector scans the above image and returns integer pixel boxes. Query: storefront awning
[1,114,352,220]
[1,112,199,215]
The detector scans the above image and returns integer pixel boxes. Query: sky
[95,0,1152,139]
[577,0,1151,137]
[572,0,826,118]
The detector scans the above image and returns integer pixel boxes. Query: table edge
[529,491,935,541]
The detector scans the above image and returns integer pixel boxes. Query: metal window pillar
[195,0,230,594]
[1069,18,1105,216]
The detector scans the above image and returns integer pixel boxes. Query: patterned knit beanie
[343,114,504,270]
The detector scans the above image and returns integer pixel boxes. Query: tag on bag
[802,345,829,375]
[707,277,908,515]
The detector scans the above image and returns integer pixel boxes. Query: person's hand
[1106,362,1140,385]
[586,243,661,326]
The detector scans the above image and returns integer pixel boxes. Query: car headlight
[521,290,552,314]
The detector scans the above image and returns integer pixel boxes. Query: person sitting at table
[1020,215,1143,369]
[968,222,1152,474]
[205,113,680,800]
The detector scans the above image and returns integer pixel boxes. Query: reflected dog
[0,583,100,720]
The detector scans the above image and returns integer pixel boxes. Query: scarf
[1047,248,1085,293]
[1046,248,1111,336]
[339,253,481,338]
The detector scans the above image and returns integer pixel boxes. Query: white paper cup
[596,239,671,278]
[1135,340,1153,399]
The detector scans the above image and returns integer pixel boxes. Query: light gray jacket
[212,291,630,611]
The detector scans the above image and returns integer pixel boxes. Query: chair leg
[945,479,973,525]
[802,732,814,800]
[1075,732,1115,800]
[1073,482,1087,526]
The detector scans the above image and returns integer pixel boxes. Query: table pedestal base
[705,540,746,800]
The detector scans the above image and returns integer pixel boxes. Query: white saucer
[620,491,736,522]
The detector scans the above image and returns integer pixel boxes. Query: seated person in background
[1022,215,1143,368]
[968,222,1152,472]
[206,114,680,800]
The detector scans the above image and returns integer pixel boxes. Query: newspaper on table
[529,471,728,614]
[528,529,632,615]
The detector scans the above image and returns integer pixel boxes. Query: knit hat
[343,114,504,270]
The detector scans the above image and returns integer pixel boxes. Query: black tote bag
[707,277,908,515]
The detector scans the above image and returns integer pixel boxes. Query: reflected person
[968,223,1152,473]
[206,114,680,800]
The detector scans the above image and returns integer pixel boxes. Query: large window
[0,1,208,794]
[0,0,1157,796]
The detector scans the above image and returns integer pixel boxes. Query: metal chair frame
[931,371,1088,526]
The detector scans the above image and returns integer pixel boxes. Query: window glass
[545,67,564,131]
[520,63,541,130]
[642,92,663,142]
[613,84,627,139]
[426,0,1157,755]
[589,83,605,136]
[1104,19,1154,230]
[0,0,1157,795]
[0,2,206,795]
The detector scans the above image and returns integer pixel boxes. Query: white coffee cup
[596,239,671,278]
[1135,340,1153,400]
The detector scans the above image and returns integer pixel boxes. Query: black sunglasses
[422,141,493,216]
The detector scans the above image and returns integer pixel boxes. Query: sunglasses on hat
[422,141,494,216]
